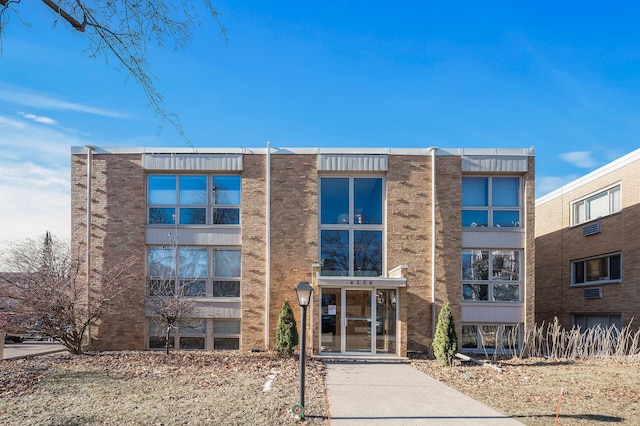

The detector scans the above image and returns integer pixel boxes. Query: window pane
[493,284,520,302]
[492,177,519,207]
[611,186,621,214]
[573,261,585,284]
[178,248,208,278]
[574,202,585,225]
[149,207,175,224]
[214,338,240,350]
[147,279,175,296]
[353,230,382,277]
[148,175,176,204]
[321,230,349,276]
[493,211,520,228]
[149,336,174,349]
[462,210,488,227]
[213,320,241,335]
[212,176,241,205]
[587,191,609,220]
[462,177,488,206]
[147,247,175,277]
[463,284,489,301]
[181,279,207,297]
[492,251,519,281]
[480,325,498,349]
[177,319,206,334]
[321,178,349,224]
[354,178,383,224]
[212,281,241,297]
[462,325,478,349]
[212,249,241,277]
[179,175,207,205]
[180,336,205,350]
[148,319,165,336]
[586,257,608,282]
[462,250,489,280]
[212,208,240,224]
[180,208,206,224]
[610,254,621,280]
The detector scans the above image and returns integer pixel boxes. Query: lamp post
[293,280,313,418]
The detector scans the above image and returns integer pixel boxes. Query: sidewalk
[2,341,66,360]
[325,362,524,425]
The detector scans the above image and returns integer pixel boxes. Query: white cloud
[0,115,26,129]
[0,83,127,119]
[558,151,598,168]
[536,174,581,198]
[20,112,58,125]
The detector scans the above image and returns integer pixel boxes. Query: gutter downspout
[85,145,96,347]
[429,147,438,338]
[265,142,272,349]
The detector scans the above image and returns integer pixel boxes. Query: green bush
[276,300,299,357]
[433,302,458,365]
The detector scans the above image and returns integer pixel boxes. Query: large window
[462,324,521,353]
[462,249,521,302]
[571,253,621,286]
[148,174,241,225]
[462,176,521,228]
[572,185,621,226]
[319,177,384,277]
[147,318,240,351]
[147,247,241,298]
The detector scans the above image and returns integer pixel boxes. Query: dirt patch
[410,355,640,425]
[0,351,328,425]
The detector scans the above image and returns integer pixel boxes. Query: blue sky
[1,1,639,245]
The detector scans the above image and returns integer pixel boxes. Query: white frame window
[147,174,241,225]
[461,323,522,354]
[319,176,385,277]
[462,176,522,228]
[571,253,621,287]
[571,184,621,226]
[146,246,241,299]
[147,318,240,351]
[462,249,521,302]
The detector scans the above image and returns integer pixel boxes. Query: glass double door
[320,288,397,355]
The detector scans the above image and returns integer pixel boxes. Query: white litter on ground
[263,368,279,392]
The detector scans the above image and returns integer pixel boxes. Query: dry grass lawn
[411,355,640,425]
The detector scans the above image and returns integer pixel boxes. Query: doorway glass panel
[375,289,397,354]
[345,290,372,353]
[320,289,341,352]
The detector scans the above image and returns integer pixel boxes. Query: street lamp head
[294,280,313,307]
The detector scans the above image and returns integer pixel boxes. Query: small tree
[276,300,298,357]
[0,233,138,354]
[433,302,458,366]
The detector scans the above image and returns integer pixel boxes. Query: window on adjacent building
[146,247,241,298]
[462,249,521,302]
[319,177,384,277]
[572,185,621,226]
[572,314,621,331]
[462,176,521,228]
[147,174,240,225]
[571,253,621,286]
[462,323,521,353]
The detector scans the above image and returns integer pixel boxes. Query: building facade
[536,148,640,330]
[71,146,535,357]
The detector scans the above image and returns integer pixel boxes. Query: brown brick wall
[524,157,536,330]
[71,153,146,351]
[268,154,319,351]
[536,158,640,328]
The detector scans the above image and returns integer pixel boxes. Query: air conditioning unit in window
[582,222,601,237]
[584,287,602,299]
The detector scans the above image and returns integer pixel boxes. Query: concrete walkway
[325,362,524,425]
[2,341,66,360]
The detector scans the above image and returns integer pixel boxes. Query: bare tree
[0,1,227,142]
[145,230,198,355]
[0,232,138,354]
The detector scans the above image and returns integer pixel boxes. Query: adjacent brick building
[536,148,640,330]
[71,146,535,357]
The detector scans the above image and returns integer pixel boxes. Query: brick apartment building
[536,148,640,330]
[71,146,535,357]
